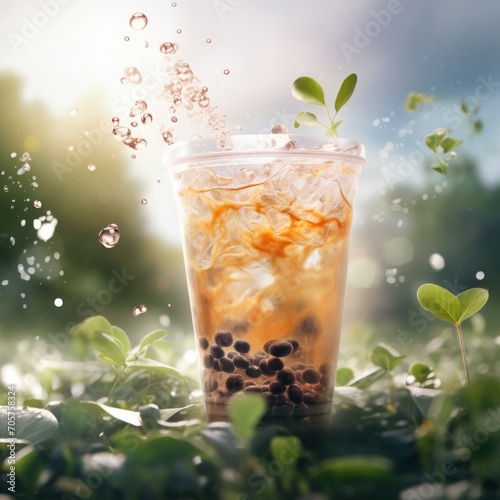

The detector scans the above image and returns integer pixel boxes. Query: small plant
[423,128,462,175]
[417,284,489,385]
[291,73,357,137]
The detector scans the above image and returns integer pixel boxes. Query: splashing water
[98,224,120,248]
[133,304,148,316]
[129,13,148,31]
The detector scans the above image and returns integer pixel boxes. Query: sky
[2,0,500,244]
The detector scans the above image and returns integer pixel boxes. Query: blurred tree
[0,74,191,346]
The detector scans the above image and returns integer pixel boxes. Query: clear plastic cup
[165,134,366,426]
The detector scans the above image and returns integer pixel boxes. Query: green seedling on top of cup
[417,284,489,385]
[292,73,357,137]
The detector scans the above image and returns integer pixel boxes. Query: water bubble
[223,69,230,75]
[140,113,153,125]
[11,152,17,158]
[112,117,120,127]
[133,304,147,316]
[1,280,8,286]
[144,41,149,48]
[124,36,130,42]
[98,223,120,248]
[131,121,138,127]
[88,164,96,171]
[175,61,193,81]
[160,42,178,54]
[120,77,127,85]
[113,127,131,140]
[54,298,63,308]
[10,237,15,245]
[3,186,8,192]
[17,163,30,175]
[20,152,31,162]
[176,29,182,34]
[123,137,147,150]
[162,131,174,144]
[171,116,178,123]
[34,200,42,208]
[141,199,148,205]
[130,12,148,31]
[70,107,78,116]
[130,100,147,117]
[270,124,288,134]
[171,2,177,6]
[123,67,143,84]
[429,253,445,271]
[206,38,212,44]
[476,271,485,280]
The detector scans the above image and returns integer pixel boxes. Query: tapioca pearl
[219,357,235,373]
[286,339,300,353]
[259,359,275,377]
[291,362,305,371]
[245,365,262,378]
[269,381,286,395]
[292,404,307,420]
[234,339,251,354]
[198,337,209,350]
[275,394,287,406]
[276,368,296,385]
[320,375,331,388]
[313,384,325,394]
[244,385,262,393]
[287,384,303,404]
[300,316,319,336]
[225,374,244,393]
[303,392,318,406]
[265,393,277,407]
[268,341,294,358]
[212,359,222,372]
[210,345,224,359]
[267,357,284,372]
[319,362,333,376]
[294,370,304,384]
[203,354,214,369]
[227,351,237,359]
[302,368,321,384]
[263,339,278,354]
[233,355,250,369]
[215,331,233,347]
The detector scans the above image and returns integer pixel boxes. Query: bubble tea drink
[166,134,365,426]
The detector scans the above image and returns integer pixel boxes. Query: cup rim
[164,134,366,170]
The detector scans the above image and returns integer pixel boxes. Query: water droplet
[98,223,120,249]
[171,116,178,123]
[17,163,30,175]
[270,124,288,134]
[141,113,153,125]
[54,298,63,307]
[1,279,8,286]
[133,304,148,316]
[70,107,78,116]
[88,164,96,171]
[123,137,147,150]
[131,121,138,127]
[223,69,230,75]
[3,186,8,192]
[113,127,131,140]
[206,38,212,44]
[429,253,445,271]
[476,271,485,280]
[175,61,193,81]
[130,100,147,117]
[112,117,120,127]
[141,198,148,205]
[130,12,148,31]
[144,41,149,48]
[9,237,15,245]
[10,152,17,158]
[159,42,178,54]
[34,200,42,208]
[20,152,31,162]
[123,67,143,84]
[171,2,177,6]
[131,154,136,159]
[124,36,130,42]
[162,131,174,144]
[176,28,182,34]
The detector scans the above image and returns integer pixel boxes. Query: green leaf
[326,120,343,137]
[460,100,468,114]
[159,404,196,422]
[94,332,127,367]
[70,315,113,340]
[370,344,405,372]
[111,326,131,354]
[473,120,483,133]
[270,435,302,468]
[417,284,461,324]
[456,288,489,323]
[336,367,355,386]
[405,92,435,113]
[431,162,448,175]
[349,367,386,389]
[410,362,433,383]
[0,406,59,445]
[294,111,319,127]
[134,329,167,356]
[424,128,448,152]
[228,393,266,442]
[334,73,357,112]
[126,358,185,382]
[440,136,462,154]
[80,401,142,427]
[291,76,325,106]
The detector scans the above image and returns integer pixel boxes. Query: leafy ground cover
[1,309,500,500]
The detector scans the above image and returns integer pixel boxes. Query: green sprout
[417,284,489,385]
[424,128,463,175]
[292,73,357,137]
